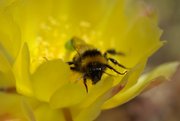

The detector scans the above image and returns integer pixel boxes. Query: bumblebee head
[86,62,106,84]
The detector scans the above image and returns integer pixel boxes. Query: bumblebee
[67,37,127,92]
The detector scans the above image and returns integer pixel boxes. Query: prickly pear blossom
[0,0,179,121]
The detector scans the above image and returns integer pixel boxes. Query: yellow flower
[0,0,179,121]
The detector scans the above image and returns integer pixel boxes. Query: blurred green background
[96,0,180,121]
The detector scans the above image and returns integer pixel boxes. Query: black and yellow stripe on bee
[80,49,107,68]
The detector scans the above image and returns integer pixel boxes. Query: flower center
[29,16,104,72]
[30,16,70,71]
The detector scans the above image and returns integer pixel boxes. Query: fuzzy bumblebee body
[71,49,108,84]
[67,37,127,92]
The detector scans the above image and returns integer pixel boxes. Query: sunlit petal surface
[13,43,33,96]
[50,83,86,108]
[34,104,66,121]
[32,59,71,102]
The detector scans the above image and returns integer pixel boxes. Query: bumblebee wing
[71,37,94,54]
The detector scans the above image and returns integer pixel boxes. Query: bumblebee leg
[67,61,74,65]
[70,66,80,72]
[83,76,88,93]
[107,58,128,69]
[105,64,127,75]
[104,49,125,57]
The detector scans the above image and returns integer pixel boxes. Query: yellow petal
[73,98,102,121]
[34,104,66,121]
[123,60,147,90]
[13,43,33,96]
[32,59,71,102]
[73,75,127,121]
[77,76,114,109]
[103,61,179,109]
[120,16,163,67]
[101,0,163,68]
[9,0,54,45]
[55,0,124,40]
[0,71,14,88]
[0,10,21,62]
[50,83,86,108]
[0,0,16,12]
[0,50,15,87]
[140,61,180,91]
[0,92,33,121]
[70,77,122,121]
[102,61,146,109]
[0,51,11,74]
[104,1,164,99]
